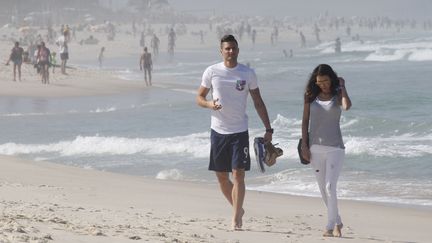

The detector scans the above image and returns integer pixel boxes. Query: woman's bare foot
[333,223,343,237]
[323,230,334,237]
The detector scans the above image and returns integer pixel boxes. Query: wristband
[266,128,274,134]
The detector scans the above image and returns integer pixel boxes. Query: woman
[37,42,51,84]
[301,64,352,237]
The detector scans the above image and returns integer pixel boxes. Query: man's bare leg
[144,72,149,86]
[148,70,152,86]
[216,172,233,204]
[18,64,21,81]
[216,171,245,230]
[13,64,17,81]
[232,169,245,230]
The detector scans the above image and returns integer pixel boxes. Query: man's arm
[250,88,272,142]
[196,86,221,110]
[139,55,143,70]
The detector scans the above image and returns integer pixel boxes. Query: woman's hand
[338,77,345,86]
[301,145,311,161]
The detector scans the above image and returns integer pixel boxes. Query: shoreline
[0,63,148,98]
[247,188,432,212]
[1,155,431,243]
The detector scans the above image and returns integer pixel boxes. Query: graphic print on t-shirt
[236,80,246,91]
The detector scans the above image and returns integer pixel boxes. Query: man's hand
[210,98,222,110]
[263,131,272,143]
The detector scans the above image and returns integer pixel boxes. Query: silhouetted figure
[314,24,321,43]
[5,41,24,81]
[150,34,160,58]
[140,47,153,86]
[335,38,341,53]
[251,29,257,48]
[168,28,176,60]
[300,31,306,48]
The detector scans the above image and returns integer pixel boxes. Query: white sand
[1,155,431,243]
[1,23,431,243]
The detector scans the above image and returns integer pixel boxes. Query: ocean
[1,31,431,208]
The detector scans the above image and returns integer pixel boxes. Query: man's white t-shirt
[201,62,258,134]
[56,36,68,54]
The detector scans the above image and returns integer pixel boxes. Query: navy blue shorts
[209,129,250,172]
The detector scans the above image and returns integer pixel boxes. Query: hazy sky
[169,0,432,19]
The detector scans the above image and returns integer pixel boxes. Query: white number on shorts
[243,147,249,159]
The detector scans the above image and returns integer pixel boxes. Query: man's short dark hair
[220,34,238,47]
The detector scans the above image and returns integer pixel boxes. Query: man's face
[220,41,239,62]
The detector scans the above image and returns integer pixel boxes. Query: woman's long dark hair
[304,64,339,103]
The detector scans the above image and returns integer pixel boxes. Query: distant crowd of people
[5,25,70,84]
[5,12,432,83]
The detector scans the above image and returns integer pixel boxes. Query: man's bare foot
[232,208,245,231]
[333,223,343,237]
[323,230,333,237]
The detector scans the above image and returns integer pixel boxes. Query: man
[167,28,176,59]
[56,31,69,74]
[6,42,24,81]
[98,47,105,68]
[150,34,160,57]
[140,47,153,86]
[196,35,273,230]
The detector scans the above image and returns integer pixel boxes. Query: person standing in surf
[301,64,352,237]
[140,47,153,86]
[196,34,273,231]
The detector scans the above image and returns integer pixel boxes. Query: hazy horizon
[169,0,432,19]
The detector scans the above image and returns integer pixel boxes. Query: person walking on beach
[300,31,306,48]
[56,31,69,75]
[5,41,24,81]
[98,47,105,68]
[33,44,41,74]
[301,64,352,237]
[150,33,160,58]
[139,31,145,48]
[168,28,176,60]
[335,37,342,54]
[37,42,51,84]
[50,51,57,74]
[251,29,256,48]
[140,47,152,86]
[196,34,273,231]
